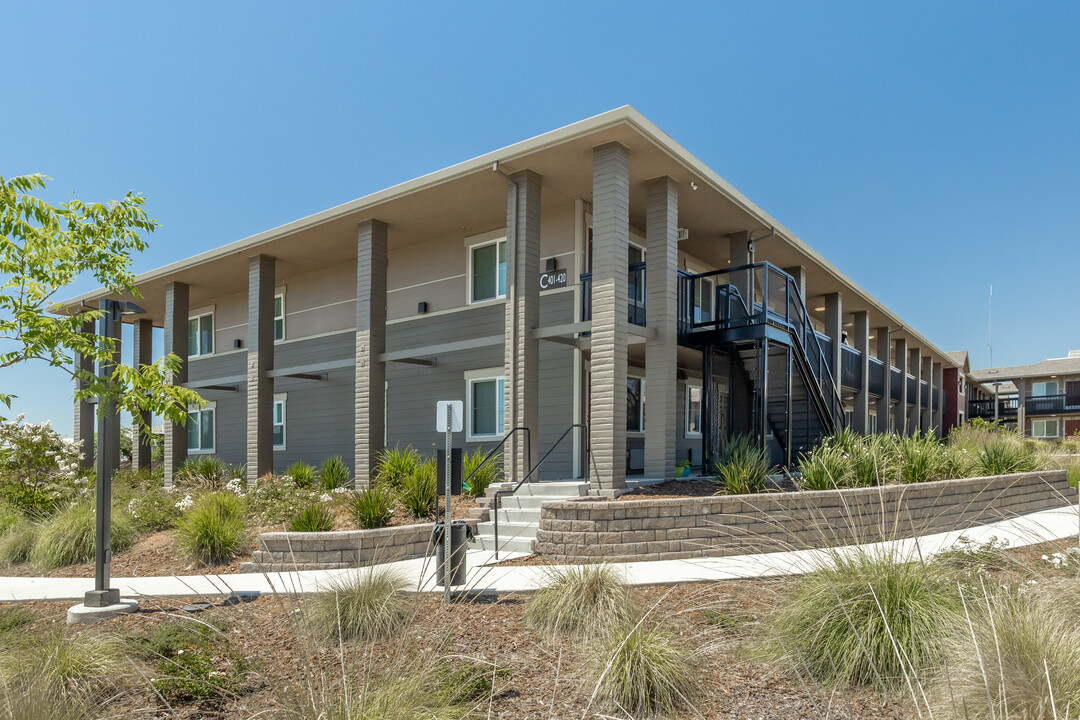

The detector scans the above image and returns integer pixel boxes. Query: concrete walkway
[3,506,1077,603]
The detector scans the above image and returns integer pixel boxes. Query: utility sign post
[436,401,462,603]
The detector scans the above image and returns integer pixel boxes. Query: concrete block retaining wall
[243,520,478,571]
[534,471,1074,563]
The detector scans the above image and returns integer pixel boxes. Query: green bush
[288,504,334,532]
[125,486,182,532]
[589,614,700,717]
[128,616,227,659]
[436,657,510,706]
[462,447,501,497]
[175,455,238,490]
[112,466,164,492]
[713,435,773,494]
[0,503,20,537]
[1070,466,1080,489]
[896,431,948,483]
[246,474,317,524]
[797,444,848,490]
[318,456,351,490]
[0,519,39,565]
[29,502,136,570]
[399,460,437,519]
[760,546,961,690]
[0,631,125,701]
[308,566,410,643]
[0,606,34,635]
[175,491,248,566]
[374,445,420,490]
[150,642,246,703]
[286,462,317,488]
[974,438,1042,476]
[526,564,631,641]
[350,486,394,529]
[0,415,83,516]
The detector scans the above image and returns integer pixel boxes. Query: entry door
[1066,381,1080,409]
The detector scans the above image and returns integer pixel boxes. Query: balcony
[1025,394,1080,416]
[933,387,940,412]
[920,380,929,408]
[969,397,1019,420]
[868,356,885,396]
[579,261,646,327]
[906,375,917,405]
[890,367,902,402]
[840,345,862,391]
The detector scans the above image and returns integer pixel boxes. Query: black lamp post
[84,298,146,609]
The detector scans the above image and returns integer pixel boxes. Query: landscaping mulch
[614,478,719,500]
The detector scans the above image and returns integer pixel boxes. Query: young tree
[0,172,201,429]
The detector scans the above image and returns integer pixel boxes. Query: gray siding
[536,292,578,479]
[198,388,246,468]
[274,369,355,472]
[187,351,245,382]
[386,303,505,352]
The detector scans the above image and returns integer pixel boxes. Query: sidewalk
[2,506,1077,603]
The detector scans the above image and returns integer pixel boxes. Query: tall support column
[932,362,944,436]
[590,142,630,494]
[504,170,541,482]
[875,328,891,434]
[354,220,388,488]
[782,265,807,301]
[132,319,154,470]
[73,319,96,469]
[921,355,933,432]
[1016,378,1027,436]
[852,311,870,433]
[644,176,679,480]
[246,254,276,483]
[910,348,922,434]
[824,293,843,394]
[893,337,908,434]
[163,282,189,486]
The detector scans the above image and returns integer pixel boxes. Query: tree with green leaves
[0,172,201,431]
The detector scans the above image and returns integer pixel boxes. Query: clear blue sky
[3,1,1078,435]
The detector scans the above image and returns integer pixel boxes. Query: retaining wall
[534,471,1074,563]
[243,520,479,571]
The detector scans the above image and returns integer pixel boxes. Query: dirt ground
[614,478,719,500]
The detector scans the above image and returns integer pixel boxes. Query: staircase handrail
[460,426,531,496]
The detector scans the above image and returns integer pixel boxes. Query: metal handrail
[459,426,530,497]
[491,423,591,560]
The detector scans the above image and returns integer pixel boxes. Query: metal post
[88,300,121,608]
[993,383,999,427]
[443,403,452,604]
[701,347,712,470]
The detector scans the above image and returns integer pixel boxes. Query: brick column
[932,362,944,436]
[132,318,154,470]
[909,348,922,434]
[504,171,541,483]
[824,293,843,394]
[163,282,189,486]
[875,328,891,434]
[73,318,96,469]
[354,219,388,488]
[921,355,933,432]
[893,337,908,434]
[852,311,870,433]
[590,142,630,493]
[644,176,678,480]
[247,254,276,483]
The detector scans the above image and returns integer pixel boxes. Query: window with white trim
[188,313,214,357]
[1032,419,1059,438]
[693,277,714,323]
[627,375,645,433]
[685,384,702,436]
[274,293,285,341]
[627,243,646,305]
[187,404,215,453]
[1032,381,1058,397]
[469,239,507,303]
[273,394,286,449]
[466,370,505,440]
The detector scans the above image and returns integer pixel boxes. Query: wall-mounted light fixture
[233,339,243,349]
[545,257,557,272]
[417,301,428,314]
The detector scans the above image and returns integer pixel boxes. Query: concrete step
[495,495,555,510]
[472,534,535,555]
[490,507,541,524]
[475,520,537,541]
[510,481,589,498]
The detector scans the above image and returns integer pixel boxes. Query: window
[685,384,702,436]
[627,243,646,305]
[470,239,507,303]
[274,294,285,341]
[1032,381,1058,397]
[188,313,214,356]
[693,277,714,323]
[627,376,644,433]
[466,372,505,440]
[1032,419,1059,438]
[273,394,286,450]
[870,413,878,434]
[187,405,215,452]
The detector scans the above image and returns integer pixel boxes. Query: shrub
[1070,466,1080,489]
[112,466,163,492]
[126,486,182,532]
[29,502,136,570]
[589,614,700,717]
[797,444,848,490]
[896,431,948,483]
[0,414,83,515]
[0,519,39,565]
[308,566,410,643]
[0,605,34,635]
[526,564,631,641]
[175,456,238,490]
[849,434,892,487]
[760,546,961,690]
[0,503,20,537]
[436,657,511,706]
[974,438,1042,476]
[350,485,394,529]
[286,462,317,488]
[128,616,227,659]
[175,491,248,565]
[374,445,420,490]
[246,473,321,524]
[318,456,351,490]
[943,587,1080,719]
[288,504,334,532]
[462,447,501,497]
[0,631,125,700]
[713,435,773,494]
[399,460,437,519]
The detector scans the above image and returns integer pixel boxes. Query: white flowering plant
[0,413,85,513]
[245,472,342,525]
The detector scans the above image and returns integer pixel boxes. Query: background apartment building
[967,351,1080,439]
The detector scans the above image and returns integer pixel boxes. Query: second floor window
[274,294,285,341]
[188,313,213,356]
[1032,381,1058,397]
[470,239,507,303]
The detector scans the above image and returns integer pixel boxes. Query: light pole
[84,298,145,609]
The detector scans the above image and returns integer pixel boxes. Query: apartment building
[968,351,1080,439]
[68,107,962,491]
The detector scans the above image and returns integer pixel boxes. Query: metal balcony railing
[969,397,1019,419]
[579,262,646,327]
[868,356,885,397]
[840,344,862,391]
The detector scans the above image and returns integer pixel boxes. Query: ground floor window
[685,384,702,436]
[627,376,644,433]
[273,394,286,449]
[1032,419,1058,438]
[187,405,215,452]
[466,370,505,441]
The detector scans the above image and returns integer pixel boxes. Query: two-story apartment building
[968,351,1080,439]
[68,107,962,492]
